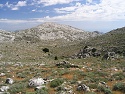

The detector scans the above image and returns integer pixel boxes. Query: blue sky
[0,0,125,32]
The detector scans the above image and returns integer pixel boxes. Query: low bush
[97,86,112,94]
[35,87,48,94]
[112,73,125,80]
[113,82,125,93]
[9,82,27,94]
[50,78,64,88]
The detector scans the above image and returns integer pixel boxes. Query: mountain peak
[5,22,100,43]
[36,22,86,33]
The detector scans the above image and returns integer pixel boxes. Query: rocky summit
[14,22,99,42]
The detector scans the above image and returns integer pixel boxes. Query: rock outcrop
[0,30,14,42]
[72,46,101,59]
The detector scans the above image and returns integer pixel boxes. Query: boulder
[29,78,45,87]
[0,73,5,77]
[0,86,9,92]
[5,78,14,84]
[98,81,108,88]
[77,84,90,92]
[102,52,116,60]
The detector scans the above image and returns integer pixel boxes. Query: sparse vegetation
[0,23,125,94]
[97,86,112,94]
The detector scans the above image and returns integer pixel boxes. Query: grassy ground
[0,55,125,94]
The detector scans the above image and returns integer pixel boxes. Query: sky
[0,0,125,33]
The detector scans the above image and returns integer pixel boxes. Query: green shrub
[112,73,125,80]
[113,82,125,92]
[56,86,64,91]
[35,87,48,94]
[54,56,58,60]
[104,88,112,94]
[9,82,27,94]
[97,86,112,94]
[17,73,26,78]
[50,78,64,88]
[88,83,98,89]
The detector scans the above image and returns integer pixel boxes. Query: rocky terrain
[14,22,99,42]
[0,23,125,94]
[0,22,100,43]
[0,30,14,42]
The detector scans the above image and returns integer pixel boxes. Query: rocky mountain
[14,22,99,42]
[0,30,14,42]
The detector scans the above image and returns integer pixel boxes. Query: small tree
[54,56,58,60]
[42,48,49,53]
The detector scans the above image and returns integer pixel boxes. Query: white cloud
[33,0,80,6]
[16,1,27,7]
[1,0,125,23]
[5,1,27,10]
[5,2,12,8]
[0,4,3,7]
[0,19,28,23]
[86,0,93,4]
[53,0,125,21]
[11,7,19,10]
[32,9,36,12]
[54,2,81,13]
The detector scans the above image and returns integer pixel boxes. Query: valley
[0,22,125,94]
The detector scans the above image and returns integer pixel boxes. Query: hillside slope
[0,22,100,62]
[84,27,125,53]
